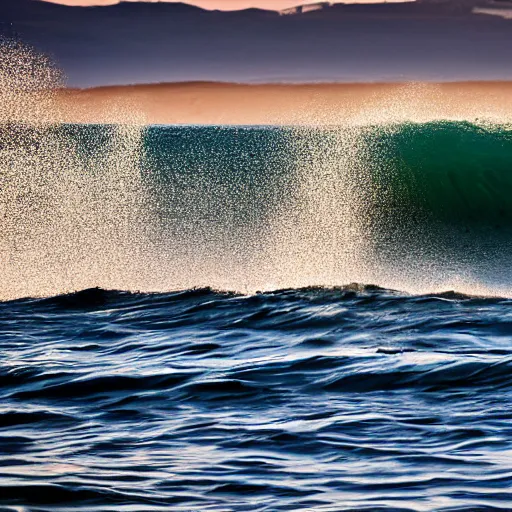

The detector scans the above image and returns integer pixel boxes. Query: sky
[43,0,415,10]
[14,0,512,86]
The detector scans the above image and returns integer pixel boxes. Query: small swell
[1,285,512,510]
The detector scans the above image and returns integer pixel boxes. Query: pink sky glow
[42,0,415,10]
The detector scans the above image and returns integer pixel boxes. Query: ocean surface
[2,122,512,511]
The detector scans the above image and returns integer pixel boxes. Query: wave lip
[4,283,509,310]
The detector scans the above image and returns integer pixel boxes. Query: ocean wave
[2,121,512,299]
[3,38,512,512]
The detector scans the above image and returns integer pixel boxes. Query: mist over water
[1,39,512,300]
[0,40,151,299]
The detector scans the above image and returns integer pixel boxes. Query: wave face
[141,121,512,296]
[2,286,512,511]
[2,121,512,299]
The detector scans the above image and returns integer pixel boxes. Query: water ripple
[1,287,512,511]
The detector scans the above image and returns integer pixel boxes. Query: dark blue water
[1,285,512,511]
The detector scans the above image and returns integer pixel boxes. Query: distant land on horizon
[2,0,512,86]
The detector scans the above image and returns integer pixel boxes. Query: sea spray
[0,40,152,299]
[2,39,512,299]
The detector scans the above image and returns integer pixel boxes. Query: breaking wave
[1,39,512,300]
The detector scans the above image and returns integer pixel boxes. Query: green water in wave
[139,121,512,230]
[365,121,512,226]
